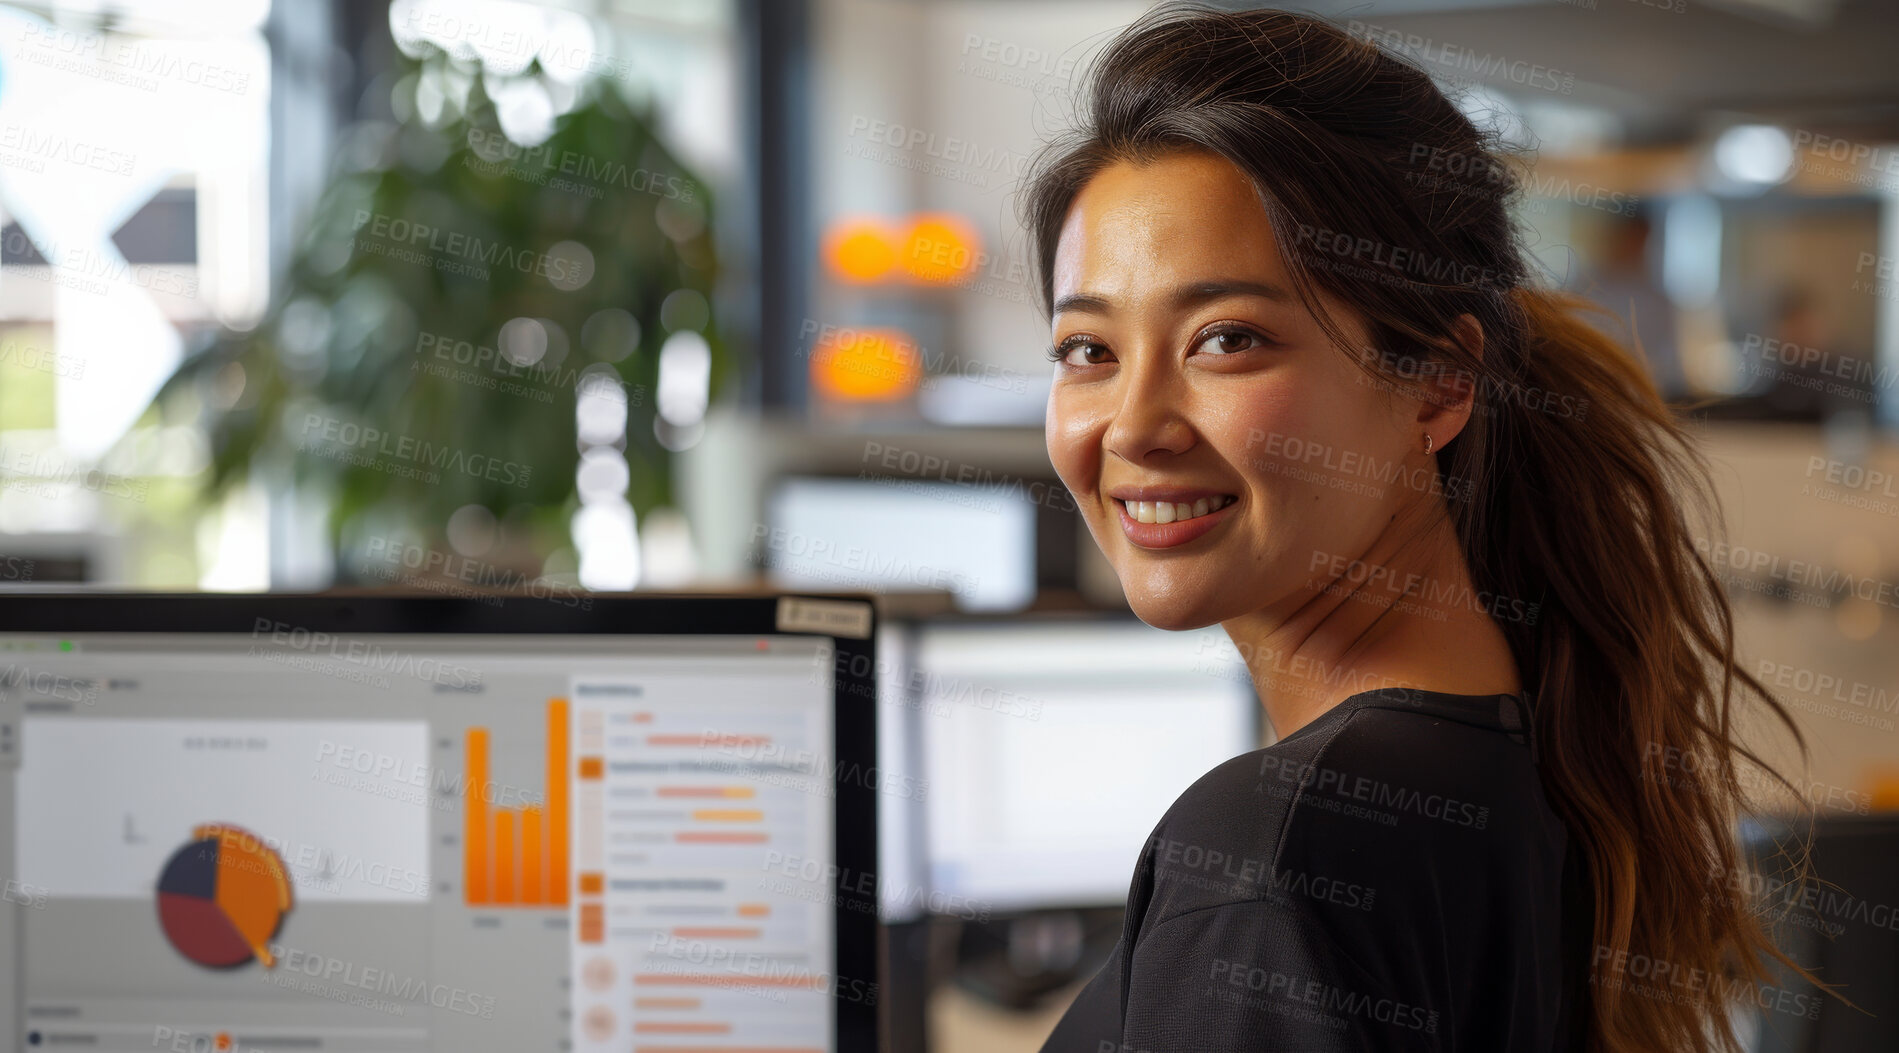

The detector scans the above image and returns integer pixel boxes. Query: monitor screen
[916,619,1260,912]
[0,625,846,1052]
[873,623,929,924]
[763,475,1038,612]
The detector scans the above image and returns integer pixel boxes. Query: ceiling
[1277,0,1899,146]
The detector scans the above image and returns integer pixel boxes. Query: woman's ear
[1415,313,1482,448]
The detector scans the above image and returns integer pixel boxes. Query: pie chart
[155,823,293,969]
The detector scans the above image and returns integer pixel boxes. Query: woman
[1025,6,1817,1052]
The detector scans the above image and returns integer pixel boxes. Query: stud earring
[1423,433,1434,456]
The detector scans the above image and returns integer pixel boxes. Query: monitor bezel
[0,590,880,1053]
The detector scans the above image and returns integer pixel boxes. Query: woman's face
[1045,150,1430,631]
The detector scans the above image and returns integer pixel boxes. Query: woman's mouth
[1112,494,1237,548]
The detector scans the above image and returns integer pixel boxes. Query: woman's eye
[1049,338,1111,366]
[1193,326,1269,356]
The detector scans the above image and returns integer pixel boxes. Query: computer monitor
[873,621,930,924]
[1740,813,1899,1053]
[763,475,1038,612]
[915,617,1261,913]
[0,593,879,1053]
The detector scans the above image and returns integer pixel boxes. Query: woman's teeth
[1120,495,1234,525]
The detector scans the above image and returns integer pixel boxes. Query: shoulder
[1273,698,1553,840]
[1133,693,1563,928]
[1110,692,1572,1052]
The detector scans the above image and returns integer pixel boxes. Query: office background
[1,0,1896,1049]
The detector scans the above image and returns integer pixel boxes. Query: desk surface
[931,979,1085,1053]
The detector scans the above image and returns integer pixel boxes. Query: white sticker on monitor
[775,596,872,639]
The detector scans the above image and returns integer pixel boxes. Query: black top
[1039,687,1589,1053]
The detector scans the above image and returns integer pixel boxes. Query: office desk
[931,979,1085,1053]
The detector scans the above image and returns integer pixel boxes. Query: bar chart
[568,671,835,1053]
[464,698,570,908]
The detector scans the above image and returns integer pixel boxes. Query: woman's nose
[1101,362,1194,463]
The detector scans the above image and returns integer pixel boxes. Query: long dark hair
[1020,6,1825,1051]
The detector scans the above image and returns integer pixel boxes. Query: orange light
[810,327,921,402]
[901,213,983,284]
[1868,766,1899,811]
[823,217,899,283]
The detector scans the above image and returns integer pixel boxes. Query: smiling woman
[1024,5,1828,1053]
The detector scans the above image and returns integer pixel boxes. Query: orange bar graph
[677,831,768,844]
[548,698,569,904]
[520,807,544,903]
[465,729,491,905]
[633,974,822,989]
[658,786,754,799]
[493,810,517,903]
[649,734,771,747]
[462,699,571,909]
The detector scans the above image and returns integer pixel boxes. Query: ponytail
[1460,286,1824,1051]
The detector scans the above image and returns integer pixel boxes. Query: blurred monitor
[1742,814,1899,1053]
[0,594,879,1053]
[0,533,123,584]
[915,617,1260,912]
[763,475,1037,611]
[874,620,930,923]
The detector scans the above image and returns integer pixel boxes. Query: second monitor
[903,616,1262,914]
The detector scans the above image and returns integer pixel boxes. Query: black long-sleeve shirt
[1039,686,1588,1053]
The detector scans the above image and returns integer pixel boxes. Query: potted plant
[149,48,730,590]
